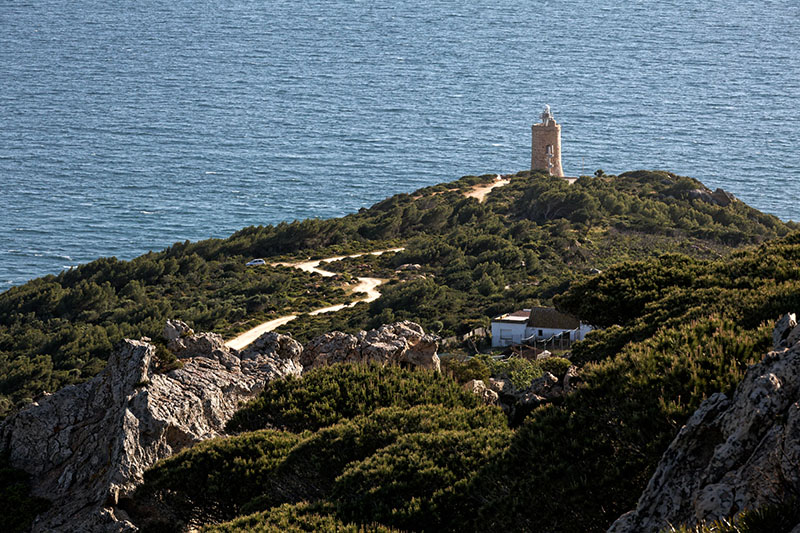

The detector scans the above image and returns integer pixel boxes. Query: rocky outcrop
[301,330,361,368]
[487,371,564,406]
[563,365,582,394]
[302,321,441,372]
[463,379,499,405]
[609,313,800,532]
[240,331,303,365]
[0,324,301,533]
[683,187,736,207]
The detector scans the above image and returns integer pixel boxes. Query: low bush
[226,363,479,433]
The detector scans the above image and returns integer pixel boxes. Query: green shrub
[135,404,506,527]
[440,355,491,384]
[539,356,572,378]
[333,428,512,530]
[202,502,399,533]
[135,430,302,527]
[226,363,479,433]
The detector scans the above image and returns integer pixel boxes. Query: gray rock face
[163,319,193,343]
[0,325,301,533]
[609,313,800,533]
[240,331,303,365]
[301,330,361,368]
[303,321,441,372]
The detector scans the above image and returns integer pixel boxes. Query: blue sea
[1,0,798,288]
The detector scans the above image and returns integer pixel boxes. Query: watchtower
[531,105,563,177]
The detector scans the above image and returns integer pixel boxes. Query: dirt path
[225,248,404,350]
[464,174,510,202]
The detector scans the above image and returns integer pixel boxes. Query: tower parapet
[531,105,564,177]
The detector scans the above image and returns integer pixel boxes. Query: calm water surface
[1,0,798,286]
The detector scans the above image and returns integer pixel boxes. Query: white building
[490,307,592,348]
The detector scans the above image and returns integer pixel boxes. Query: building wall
[525,324,593,341]
[531,122,563,177]
[491,322,593,347]
[491,322,527,347]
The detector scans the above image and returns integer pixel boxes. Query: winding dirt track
[464,174,509,202]
[225,248,404,350]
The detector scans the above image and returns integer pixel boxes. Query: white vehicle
[246,259,266,266]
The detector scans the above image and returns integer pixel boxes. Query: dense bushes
[202,503,400,533]
[437,315,773,532]
[133,364,507,530]
[442,353,567,389]
[226,363,480,433]
[134,430,304,527]
[332,428,511,530]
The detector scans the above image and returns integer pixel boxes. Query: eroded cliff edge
[610,313,800,532]
[0,321,303,532]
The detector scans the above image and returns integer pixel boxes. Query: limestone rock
[464,379,499,405]
[303,321,440,372]
[0,324,301,533]
[609,313,800,532]
[518,391,547,406]
[681,187,736,208]
[163,319,193,343]
[563,365,582,394]
[302,331,361,369]
[240,331,303,364]
[773,312,797,349]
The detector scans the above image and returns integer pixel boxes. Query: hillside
[0,170,794,418]
[1,169,800,532]
[118,231,800,533]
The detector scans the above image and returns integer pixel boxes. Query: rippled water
[1,0,798,287]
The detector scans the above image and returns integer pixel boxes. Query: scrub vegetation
[2,169,799,532]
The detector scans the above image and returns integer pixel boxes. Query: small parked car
[246,259,266,266]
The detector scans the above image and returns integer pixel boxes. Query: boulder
[685,187,736,207]
[301,331,361,368]
[609,313,800,532]
[0,323,301,533]
[464,379,499,405]
[240,331,303,365]
[163,319,193,343]
[563,365,582,394]
[303,321,440,372]
[773,312,797,349]
[518,391,547,406]
[488,377,514,396]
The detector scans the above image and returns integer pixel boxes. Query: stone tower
[531,105,563,177]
